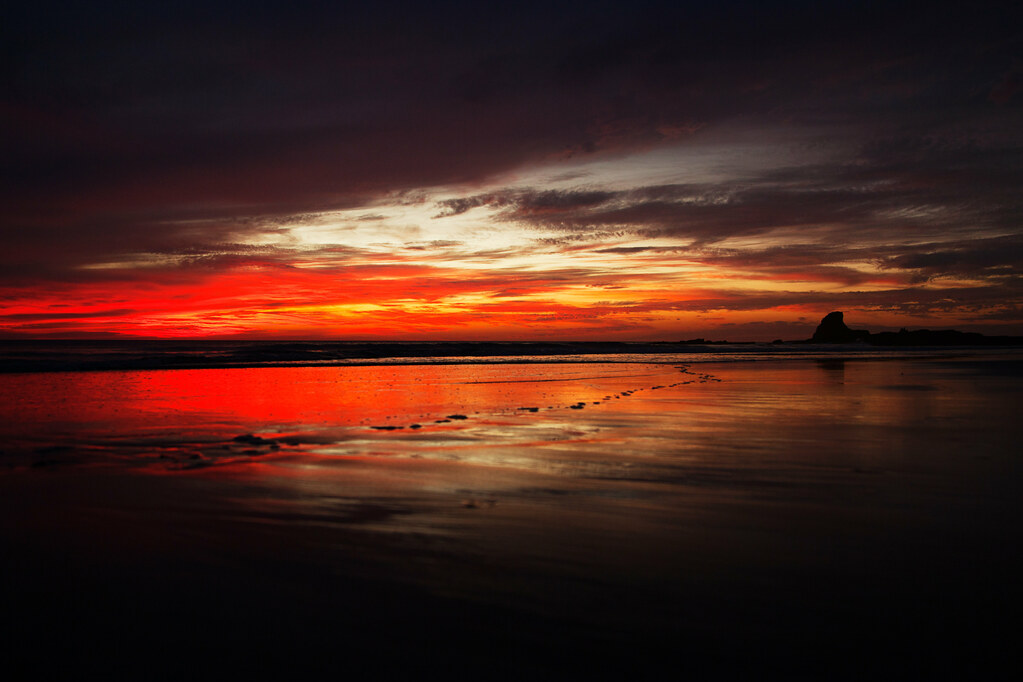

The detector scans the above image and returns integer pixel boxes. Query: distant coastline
[2,311,1021,374]
[805,311,1023,347]
[1,334,1022,376]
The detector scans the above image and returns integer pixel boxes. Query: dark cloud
[6,2,1017,212]
[879,234,1023,283]
[0,309,137,322]
[435,189,619,218]
[595,246,668,255]
[474,146,1021,248]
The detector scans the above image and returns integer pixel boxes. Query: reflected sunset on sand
[2,354,1020,677]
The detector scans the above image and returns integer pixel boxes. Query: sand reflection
[2,355,1021,677]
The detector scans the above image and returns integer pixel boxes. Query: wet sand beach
[2,354,1021,678]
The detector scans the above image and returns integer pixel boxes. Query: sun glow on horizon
[4,135,1020,341]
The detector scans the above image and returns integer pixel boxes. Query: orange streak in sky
[0,252,966,340]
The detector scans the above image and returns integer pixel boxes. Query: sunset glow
[3,2,1021,340]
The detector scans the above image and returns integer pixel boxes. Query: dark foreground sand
[2,356,1021,679]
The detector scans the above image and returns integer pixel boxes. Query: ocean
[1,342,1021,678]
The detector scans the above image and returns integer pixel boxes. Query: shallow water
[1,354,1021,677]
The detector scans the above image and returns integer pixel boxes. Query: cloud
[0,309,137,322]
[879,234,1023,282]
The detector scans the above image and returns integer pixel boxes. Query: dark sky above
[2,1,1021,339]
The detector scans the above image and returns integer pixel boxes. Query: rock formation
[811,311,871,343]
[807,311,1022,345]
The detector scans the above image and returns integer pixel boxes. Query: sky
[2,0,1022,340]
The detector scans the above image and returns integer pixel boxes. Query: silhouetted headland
[809,311,1023,346]
[811,311,871,343]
